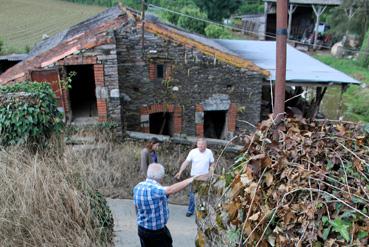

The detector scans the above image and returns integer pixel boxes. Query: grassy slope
[0,0,105,53]
[315,54,369,122]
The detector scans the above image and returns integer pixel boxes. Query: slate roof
[0,53,28,61]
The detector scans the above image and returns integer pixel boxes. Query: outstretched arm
[174,160,190,179]
[164,176,194,195]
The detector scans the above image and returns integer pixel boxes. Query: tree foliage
[193,0,242,21]
[235,0,264,15]
[205,24,232,39]
[0,82,63,147]
[358,28,369,68]
[177,6,208,34]
[326,0,369,40]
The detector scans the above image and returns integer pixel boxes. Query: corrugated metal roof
[0,53,28,61]
[265,0,341,5]
[213,40,359,85]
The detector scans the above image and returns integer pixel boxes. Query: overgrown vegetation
[0,145,114,246]
[315,54,369,123]
[0,82,63,147]
[358,28,369,68]
[196,118,369,245]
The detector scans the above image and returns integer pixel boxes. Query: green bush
[358,28,369,68]
[88,190,114,243]
[0,82,63,147]
[177,6,208,34]
[205,24,232,39]
[236,3,264,15]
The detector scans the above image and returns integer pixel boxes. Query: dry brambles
[210,118,369,246]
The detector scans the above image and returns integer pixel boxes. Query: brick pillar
[94,64,104,86]
[174,106,182,134]
[140,107,150,133]
[94,64,107,122]
[148,63,157,80]
[228,103,237,133]
[97,99,108,122]
[195,104,204,137]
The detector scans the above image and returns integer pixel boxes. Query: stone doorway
[204,110,227,139]
[149,112,174,136]
[66,65,97,122]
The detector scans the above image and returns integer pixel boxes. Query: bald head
[147,163,165,181]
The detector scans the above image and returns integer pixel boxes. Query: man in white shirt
[174,138,215,217]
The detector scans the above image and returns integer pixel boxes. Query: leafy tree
[177,6,208,34]
[358,28,369,68]
[326,0,369,41]
[205,24,232,39]
[235,0,264,15]
[193,0,242,21]
[149,0,197,25]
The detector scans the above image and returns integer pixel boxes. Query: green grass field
[0,0,105,53]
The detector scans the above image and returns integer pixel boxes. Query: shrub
[358,28,369,68]
[0,82,63,147]
[177,6,208,34]
[205,24,232,39]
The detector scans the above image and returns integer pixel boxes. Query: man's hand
[174,172,182,180]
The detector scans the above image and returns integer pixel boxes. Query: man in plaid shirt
[134,163,195,247]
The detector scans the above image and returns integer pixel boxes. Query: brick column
[148,63,157,80]
[174,106,182,134]
[195,104,204,137]
[227,103,237,133]
[140,107,150,133]
[94,64,107,122]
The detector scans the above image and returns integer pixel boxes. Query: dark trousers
[138,225,173,247]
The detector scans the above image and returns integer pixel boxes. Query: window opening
[204,110,227,139]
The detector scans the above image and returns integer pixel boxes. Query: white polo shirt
[186,148,214,176]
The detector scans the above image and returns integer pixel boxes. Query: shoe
[186,212,193,217]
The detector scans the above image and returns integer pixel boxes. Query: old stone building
[0,5,269,140]
[0,4,360,139]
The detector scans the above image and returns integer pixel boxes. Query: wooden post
[337,84,348,119]
[141,0,145,54]
[274,0,288,122]
[312,5,327,50]
[287,4,297,39]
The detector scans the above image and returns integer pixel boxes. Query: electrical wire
[146,2,369,55]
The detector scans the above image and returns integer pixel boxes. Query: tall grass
[0,147,112,246]
[0,128,233,246]
[63,129,232,203]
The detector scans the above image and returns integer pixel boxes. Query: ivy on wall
[0,82,63,147]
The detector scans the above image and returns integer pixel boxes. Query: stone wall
[116,24,263,138]
[56,40,123,135]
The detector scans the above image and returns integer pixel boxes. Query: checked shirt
[133,179,169,230]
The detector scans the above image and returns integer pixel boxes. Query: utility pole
[274,0,288,122]
[141,0,145,53]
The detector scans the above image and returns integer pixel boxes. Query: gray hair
[147,163,165,181]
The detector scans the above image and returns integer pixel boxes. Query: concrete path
[107,199,197,247]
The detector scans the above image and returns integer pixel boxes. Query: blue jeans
[187,185,195,214]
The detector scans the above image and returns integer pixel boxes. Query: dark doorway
[66,65,97,120]
[149,112,173,136]
[204,110,227,139]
